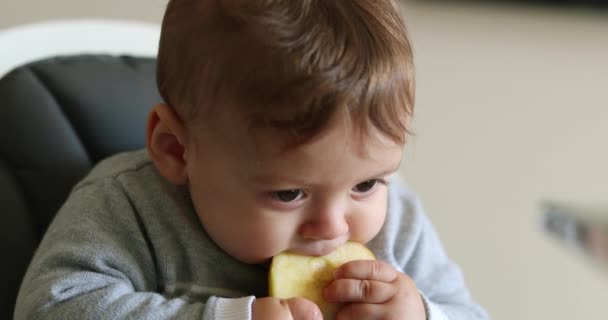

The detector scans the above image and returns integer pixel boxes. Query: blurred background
[400,1,608,319]
[1,0,607,319]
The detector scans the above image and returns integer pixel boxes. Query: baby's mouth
[288,240,346,257]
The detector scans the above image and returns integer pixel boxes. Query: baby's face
[182,110,403,264]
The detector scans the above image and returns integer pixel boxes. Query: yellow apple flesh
[269,242,376,320]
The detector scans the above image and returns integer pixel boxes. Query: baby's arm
[14,180,245,320]
[401,213,488,320]
[373,182,491,320]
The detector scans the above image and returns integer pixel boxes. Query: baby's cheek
[250,222,295,258]
[349,200,387,242]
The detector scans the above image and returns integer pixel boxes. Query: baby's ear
[146,104,189,185]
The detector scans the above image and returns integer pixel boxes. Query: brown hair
[157,0,415,146]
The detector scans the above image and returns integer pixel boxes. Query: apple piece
[268,242,376,320]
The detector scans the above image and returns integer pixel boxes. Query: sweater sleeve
[13,179,254,320]
[409,211,489,320]
[374,182,491,320]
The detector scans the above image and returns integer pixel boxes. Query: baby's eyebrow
[360,162,401,181]
[250,165,402,189]
[248,174,312,188]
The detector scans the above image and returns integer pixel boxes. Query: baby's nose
[299,203,349,240]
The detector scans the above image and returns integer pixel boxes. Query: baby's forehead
[253,120,403,161]
[243,129,403,187]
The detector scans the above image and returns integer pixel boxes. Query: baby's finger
[336,302,386,320]
[286,297,323,320]
[334,260,398,283]
[323,278,397,303]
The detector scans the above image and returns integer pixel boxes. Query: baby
[15,0,489,319]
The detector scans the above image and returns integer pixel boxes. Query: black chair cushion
[0,54,161,319]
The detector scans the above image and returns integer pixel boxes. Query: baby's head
[147,0,415,263]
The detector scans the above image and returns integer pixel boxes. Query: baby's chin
[236,250,278,267]
[235,254,273,266]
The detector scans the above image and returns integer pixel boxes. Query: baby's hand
[323,260,426,320]
[252,297,322,320]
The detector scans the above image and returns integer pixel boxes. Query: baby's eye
[271,189,305,202]
[352,179,387,193]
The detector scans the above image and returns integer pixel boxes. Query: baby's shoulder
[387,176,419,210]
[76,149,153,188]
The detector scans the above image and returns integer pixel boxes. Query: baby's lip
[290,240,346,257]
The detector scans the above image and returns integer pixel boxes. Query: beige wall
[401,3,608,320]
[0,0,165,29]
[2,1,608,319]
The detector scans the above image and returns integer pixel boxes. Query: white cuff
[213,296,255,320]
[421,293,449,320]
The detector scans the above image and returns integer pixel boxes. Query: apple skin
[269,242,376,320]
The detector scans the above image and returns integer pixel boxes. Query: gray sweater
[14,150,489,320]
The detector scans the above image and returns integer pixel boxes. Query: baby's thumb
[286,297,323,320]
